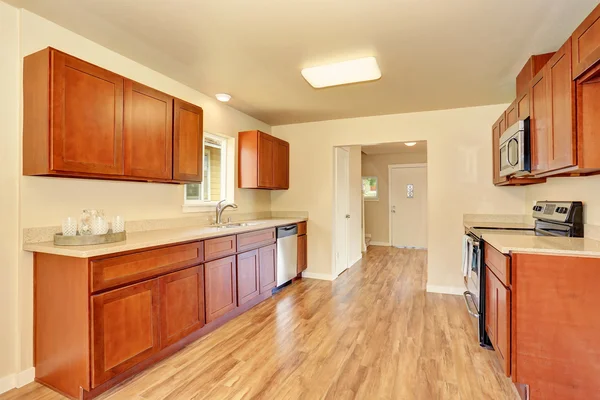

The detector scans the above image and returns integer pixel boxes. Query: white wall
[0,5,273,385]
[271,105,527,288]
[0,0,20,385]
[526,175,600,226]
[362,152,428,243]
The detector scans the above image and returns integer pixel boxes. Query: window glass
[184,133,229,206]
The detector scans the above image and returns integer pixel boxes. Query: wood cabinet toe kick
[32,222,306,399]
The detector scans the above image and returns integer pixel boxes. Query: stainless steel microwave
[499,118,531,177]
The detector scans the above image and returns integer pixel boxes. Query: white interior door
[390,165,427,248]
[335,147,350,276]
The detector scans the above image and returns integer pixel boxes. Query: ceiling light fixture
[301,57,381,88]
[404,142,417,147]
[215,93,231,102]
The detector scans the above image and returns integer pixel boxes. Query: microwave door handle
[507,137,519,167]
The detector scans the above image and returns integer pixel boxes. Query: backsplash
[24,210,309,244]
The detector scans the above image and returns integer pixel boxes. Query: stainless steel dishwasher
[276,224,298,286]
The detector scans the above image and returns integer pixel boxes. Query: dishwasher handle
[277,224,298,238]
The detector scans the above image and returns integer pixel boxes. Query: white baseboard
[302,271,334,281]
[368,241,390,246]
[17,368,35,388]
[426,284,464,295]
[0,367,35,395]
[349,254,362,267]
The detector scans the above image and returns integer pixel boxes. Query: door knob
[345,214,350,218]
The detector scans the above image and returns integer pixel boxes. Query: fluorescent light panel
[301,57,381,88]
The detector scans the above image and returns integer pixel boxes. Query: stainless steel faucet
[215,199,238,224]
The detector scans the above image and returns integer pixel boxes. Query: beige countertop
[476,230,600,257]
[23,218,307,258]
[464,221,534,230]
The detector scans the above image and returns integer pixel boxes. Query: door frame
[333,147,350,278]
[388,163,428,249]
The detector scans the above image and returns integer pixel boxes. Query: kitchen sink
[211,221,265,229]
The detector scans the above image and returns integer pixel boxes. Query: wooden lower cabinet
[297,234,307,274]
[159,266,205,348]
[259,243,277,293]
[205,255,238,322]
[237,250,260,305]
[91,280,161,387]
[485,266,511,376]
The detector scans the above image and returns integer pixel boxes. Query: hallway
[2,247,517,400]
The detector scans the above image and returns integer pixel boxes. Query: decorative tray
[54,230,127,246]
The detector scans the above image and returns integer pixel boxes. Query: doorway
[389,164,427,248]
[334,147,350,276]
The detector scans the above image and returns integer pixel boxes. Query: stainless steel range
[462,201,583,348]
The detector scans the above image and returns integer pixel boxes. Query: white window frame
[183,132,234,212]
[362,176,379,201]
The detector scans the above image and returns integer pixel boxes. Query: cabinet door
[297,235,307,274]
[259,244,277,294]
[492,116,507,185]
[505,100,517,128]
[159,266,204,348]
[204,256,237,323]
[237,250,260,305]
[124,80,173,180]
[530,69,549,173]
[546,39,577,171]
[51,50,124,175]
[273,139,289,189]
[516,91,529,119]
[173,99,204,182]
[258,132,275,188]
[496,281,511,376]
[572,3,600,79]
[91,280,160,387]
[485,267,496,346]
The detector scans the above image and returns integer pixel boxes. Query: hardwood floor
[1,246,518,400]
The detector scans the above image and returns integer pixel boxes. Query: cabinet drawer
[91,242,203,292]
[484,243,510,286]
[204,235,237,261]
[297,222,307,236]
[237,228,276,252]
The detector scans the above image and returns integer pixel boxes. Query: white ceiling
[362,141,427,155]
[7,0,599,125]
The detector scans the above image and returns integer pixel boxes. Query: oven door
[462,235,491,348]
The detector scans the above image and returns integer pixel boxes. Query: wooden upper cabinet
[23,47,205,184]
[124,80,173,180]
[572,3,600,79]
[91,280,160,387]
[515,53,555,99]
[204,256,237,323]
[258,132,275,188]
[516,91,530,119]
[159,266,205,348]
[576,59,600,173]
[529,68,549,173]
[505,100,517,128]
[23,48,125,177]
[173,99,204,182]
[238,130,290,190]
[492,114,507,185]
[545,39,577,172]
[273,139,290,189]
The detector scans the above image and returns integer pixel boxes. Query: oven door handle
[463,291,479,318]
